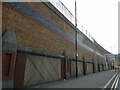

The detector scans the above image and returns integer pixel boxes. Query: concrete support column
[102,64,104,71]
[98,63,100,72]
[63,50,68,79]
[93,42,97,73]
[2,30,17,88]
[92,59,95,73]
[83,57,86,75]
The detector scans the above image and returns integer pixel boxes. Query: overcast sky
[59,0,119,54]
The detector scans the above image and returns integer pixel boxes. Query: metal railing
[48,0,95,43]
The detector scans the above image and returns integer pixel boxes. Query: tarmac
[30,70,117,88]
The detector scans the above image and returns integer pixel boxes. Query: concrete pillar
[92,59,95,73]
[93,41,97,73]
[83,57,86,75]
[2,30,17,88]
[63,49,70,79]
[98,63,100,72]
[62,49,68,79]
[102,64,104,71]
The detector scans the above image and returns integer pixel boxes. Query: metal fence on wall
[48,0,94,43]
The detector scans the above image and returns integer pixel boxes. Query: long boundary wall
[2,2,114,88]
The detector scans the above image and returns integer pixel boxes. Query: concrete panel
[24,55,61,87]
[95,64,98,72]
[71,61,76,77]
[86,63,93,74]
[100,64,103,71]
[77,62,83,75]
[23,57,39,86]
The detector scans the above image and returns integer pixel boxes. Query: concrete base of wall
[0,80,2,90]
[65,72,71,79]
[2,80,14,88]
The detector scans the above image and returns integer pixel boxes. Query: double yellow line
[103,71,119,90]
[110,73,119,90]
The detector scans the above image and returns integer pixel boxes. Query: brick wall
[2,2,75,57]
[2,2,109,69]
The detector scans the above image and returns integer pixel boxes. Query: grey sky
[60,0,119,54]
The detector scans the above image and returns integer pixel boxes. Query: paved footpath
[31,70,116,88]
[117,71,120,89]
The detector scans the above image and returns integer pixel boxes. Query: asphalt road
[32,70,116,88]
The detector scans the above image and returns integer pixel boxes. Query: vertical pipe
[118,2,120,73]
[75,0,78,77]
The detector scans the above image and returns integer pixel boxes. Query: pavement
[30,70,117,88]
[118,76,120,89]
[116,70,120,89]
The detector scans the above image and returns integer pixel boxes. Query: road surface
[30,70,116,88]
